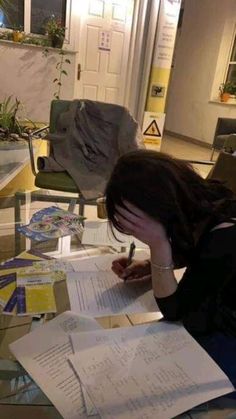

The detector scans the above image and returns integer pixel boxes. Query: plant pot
[220,93,230,102]
[49,35,64,49]
[12,31,24,42]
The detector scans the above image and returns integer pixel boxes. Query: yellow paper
[24,284,56,314]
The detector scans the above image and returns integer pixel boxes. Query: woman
[105,150,236,341]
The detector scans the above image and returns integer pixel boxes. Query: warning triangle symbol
[143,120,161,137]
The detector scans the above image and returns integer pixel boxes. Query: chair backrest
[213,118,236,142]
[49,100,71,133]
[224,134,236,153]
[208,152,236,195]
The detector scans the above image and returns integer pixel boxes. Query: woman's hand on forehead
[115,200,169,247]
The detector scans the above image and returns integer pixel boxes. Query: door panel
[105,87,118,103]
[108,31,124,73]
[75,0,134,105]
[83,85,98,99]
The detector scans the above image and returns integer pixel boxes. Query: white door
[74,0,134,105]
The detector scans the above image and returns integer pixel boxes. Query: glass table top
[0,189,236,418]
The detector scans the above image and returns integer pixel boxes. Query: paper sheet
[70,250,150,272]
[82,220,148,248]
[10,311,101,419]
[69,323,234,419]
[67,270,158,316]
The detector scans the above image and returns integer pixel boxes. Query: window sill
[0,39,77,54]
[209,99,236,106]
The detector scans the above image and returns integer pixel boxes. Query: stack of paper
[10,311,101,419]
[9,252,235,418]
[10,313,234,419]
[68,323,234,419]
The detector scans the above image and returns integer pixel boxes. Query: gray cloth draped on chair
[37,100,144,199]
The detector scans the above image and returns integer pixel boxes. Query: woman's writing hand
[112,257,151,282]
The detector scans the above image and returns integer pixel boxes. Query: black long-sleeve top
[156,220,236,337]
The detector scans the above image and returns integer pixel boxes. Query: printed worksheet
[69,322,234,419]
[67,270,158,316]
[70,250,150,272]
[10,311,101,419]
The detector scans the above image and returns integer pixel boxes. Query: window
[31,0,67,35]
[0,0,67,35]
[0,1,24,29]
[225,30,236,84]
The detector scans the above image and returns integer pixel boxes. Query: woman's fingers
[115,215,137,234]
[115,203,147,235]
[123,200,147,218]
[112,259,127,276]
[116,203,145,223]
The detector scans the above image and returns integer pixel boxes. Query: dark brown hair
[105,150,233,266]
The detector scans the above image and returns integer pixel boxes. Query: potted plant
[0,96,36,148]
[45,16,65,49]
[219,81,236,102]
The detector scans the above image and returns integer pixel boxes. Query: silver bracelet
[151,262,174,271]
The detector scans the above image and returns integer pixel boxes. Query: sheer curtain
[125,0,160,125]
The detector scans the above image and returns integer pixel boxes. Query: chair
[208,151,236,194]
[211,118,236,160]
[15,99,141,256]
[28,100,99,218]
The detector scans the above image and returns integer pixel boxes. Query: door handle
[77,63,81,80]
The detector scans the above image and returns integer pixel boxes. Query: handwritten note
[69,322,234,419]
[10,311,101,419]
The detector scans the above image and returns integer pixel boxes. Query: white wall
[0,41,76,122]
[165,0,236,145]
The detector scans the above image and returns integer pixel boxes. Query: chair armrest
[27,125,49,176]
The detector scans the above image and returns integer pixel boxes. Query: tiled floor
[0,134,214,262]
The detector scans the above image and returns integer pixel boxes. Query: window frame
[0,0,73,48]
[224,26,236,85]
[211,20,236,103]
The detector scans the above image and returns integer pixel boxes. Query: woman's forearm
[150,244,178,298]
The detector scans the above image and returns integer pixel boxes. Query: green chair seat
[35,171,79,194]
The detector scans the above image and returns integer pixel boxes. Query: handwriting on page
[69,322,234,419]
